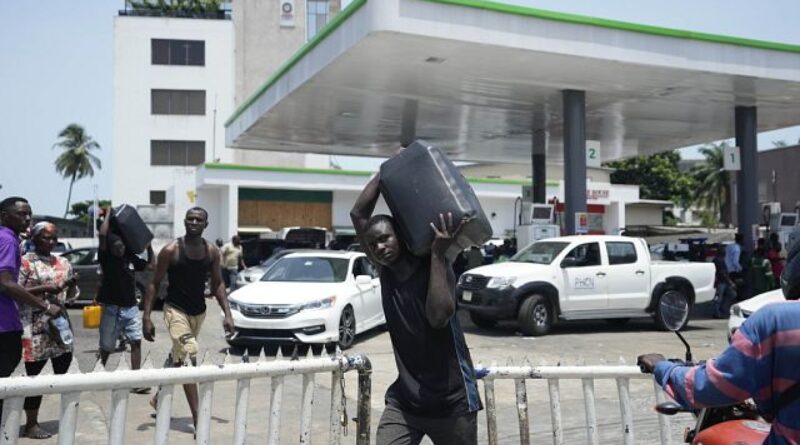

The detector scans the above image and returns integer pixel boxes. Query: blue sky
[1,0,799,216]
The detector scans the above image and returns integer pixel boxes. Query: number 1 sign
[723,145,741,171]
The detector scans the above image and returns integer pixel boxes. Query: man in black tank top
[142,207,234,429]
[351,174,482,445]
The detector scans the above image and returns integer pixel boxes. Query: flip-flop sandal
[23,425,53,439]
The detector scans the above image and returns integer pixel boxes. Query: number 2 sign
[586,141,601,168]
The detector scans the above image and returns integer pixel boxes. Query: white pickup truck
[458,235,715,335]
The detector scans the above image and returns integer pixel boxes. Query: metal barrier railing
[476,365,673,445]
[0,350,372,445]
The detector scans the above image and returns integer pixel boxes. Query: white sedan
[728,289,785,340]
[227,251,384,350]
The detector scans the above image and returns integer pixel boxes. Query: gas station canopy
[225,0,800,164]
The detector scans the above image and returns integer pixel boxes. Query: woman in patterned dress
[18,222,78,439]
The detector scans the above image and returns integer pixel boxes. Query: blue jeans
[99,305,142,353]
[227,268,239,291]
[713,282,736,318]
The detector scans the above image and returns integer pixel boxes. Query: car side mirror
[561,258,578,268]
[355,275,373,286]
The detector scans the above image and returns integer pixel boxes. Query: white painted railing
[476,365,673,445]
[0,350,372,445]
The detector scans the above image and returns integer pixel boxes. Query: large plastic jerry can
[379,140,492,259]
[83,304,102,329]
[112,204,154,254]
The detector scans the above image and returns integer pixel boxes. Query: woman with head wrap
[17,221,78,439]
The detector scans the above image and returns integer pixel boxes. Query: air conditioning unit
[763,202,782,215]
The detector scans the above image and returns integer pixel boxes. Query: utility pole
[92,184,99,246]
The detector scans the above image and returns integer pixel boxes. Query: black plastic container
[379,140,492,259]
[112,204,154,254]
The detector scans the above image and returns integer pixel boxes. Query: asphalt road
[13,303,731,444]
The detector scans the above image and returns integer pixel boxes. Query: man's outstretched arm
[350,173,381,264]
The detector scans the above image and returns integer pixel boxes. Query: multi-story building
[112,7,235,236]
[112,1,343,237]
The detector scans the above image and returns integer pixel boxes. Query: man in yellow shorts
[142,207,233,430]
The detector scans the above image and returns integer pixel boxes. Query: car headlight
[299,296,336,311]
[229,300,239,312]
[486,277,516,289]
[730,305,741,317]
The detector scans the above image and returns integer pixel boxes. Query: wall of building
[230,0,340,168]
[758,145,800,214]
[626,203,664,226]
[112,16,234,208]
[196,186,225,241]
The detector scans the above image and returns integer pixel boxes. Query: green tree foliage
[53,124,102,218]
[68,200,112,223]
[604,151,695,207]
[128,0,222,14]
[690,142,732,227]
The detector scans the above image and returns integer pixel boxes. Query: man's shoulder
[162,239,180,252]
[0,230,17,248]
[743,301,800,334]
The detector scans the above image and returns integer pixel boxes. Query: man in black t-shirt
[351,173,482,445]
[97,213,151,392]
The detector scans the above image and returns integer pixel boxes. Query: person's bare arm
[425,213,466,329]
[0,271,61,317]
[98,210,111,251]
[238,250,246,271]
[209,246,234,335]
[350,173,381,263]
[142,242,174,341]
[24,284,61,295]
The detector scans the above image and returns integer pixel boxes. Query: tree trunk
[64,173,76,218]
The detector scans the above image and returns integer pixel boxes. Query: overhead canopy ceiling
[226,0,800,164]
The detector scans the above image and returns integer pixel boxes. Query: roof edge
[203,163,559,186]
[421,0,800,54]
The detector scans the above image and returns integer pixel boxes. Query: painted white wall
[112,16,234,209]
[196,187,224,242]
[626,204,664,226]
[194,166,665,239]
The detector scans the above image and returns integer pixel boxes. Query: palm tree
[691,142,732,227]
[53,124,102,218]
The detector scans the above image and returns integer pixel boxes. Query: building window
[150,140,206,166]
[150,190,167,205]
[151,89,206,115]
[151,39,205,66]
[306,0,329,41]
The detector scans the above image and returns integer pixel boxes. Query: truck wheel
[517,294,552,336]
[653,287,690,331]
[469,312,497,329]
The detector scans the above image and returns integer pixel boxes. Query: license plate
[462,291,472,302]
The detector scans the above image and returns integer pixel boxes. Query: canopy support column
[563,90,587,235]
[735,106,759,252]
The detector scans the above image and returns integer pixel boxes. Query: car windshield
[511,241,570,264]
[261,256,349,283]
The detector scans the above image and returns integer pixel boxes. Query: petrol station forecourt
[224,0,800,250]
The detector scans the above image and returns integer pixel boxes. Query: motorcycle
[640,301,771,444]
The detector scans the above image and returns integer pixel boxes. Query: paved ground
[10,303,731,444]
